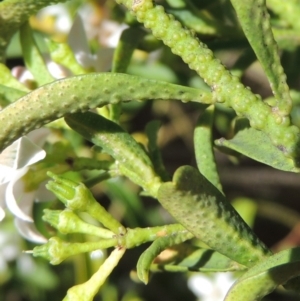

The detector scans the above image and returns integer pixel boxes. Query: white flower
[0,128,50,243]
[36,3,73,34]
[67,15,127,73]
[188,272,235,301]
[46,14,127,78]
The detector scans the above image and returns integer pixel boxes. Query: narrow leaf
[65,111,162,196]
[225,248,300,301]
[215,127,299,172]
[194,105,223,192]
[230,0,292,116]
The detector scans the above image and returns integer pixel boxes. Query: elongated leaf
[215,127,298,172]
[225,247,300,301]
[151,246,246,273]
[0,64,29,91]
[137,230,194,283]
[20,23,54,86]
[194,105,223,192]
[145,120,170,181]
[0,72,212,152]
[230,0,292,115]
[110,26,146,122]
[157,165,271,267]
[65,111,161,196]
[0,85,26,106]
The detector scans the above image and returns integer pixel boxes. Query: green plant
[1,0,300,300]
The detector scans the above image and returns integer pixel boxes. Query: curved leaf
[0,72,212,152]
[137,230,194,283]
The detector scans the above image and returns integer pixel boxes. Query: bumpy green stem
[0,73,212,152]
[115,0,300,158]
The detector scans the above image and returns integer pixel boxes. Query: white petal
[0,165,15,184]
[11,66,34,85]
[47,60,72,79]
[0,206,5,221]
[15,136,46,168]
[26,128,50,147]
[188,273,235,301]
[94,48,114,72]
[188,274,214,298]
[0,129,49,184]
[0,256,8,274]
[0,136,45,171]
[5,168,34,222]
[215,273,235,296]
[0,138,22,168]
[68,15,93,67]
[99,21,128,48]
[0,182,7,220]
[37,4,72,34]
[73,51,96,69]
[14,218,47,243]
[90,249,105,261]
